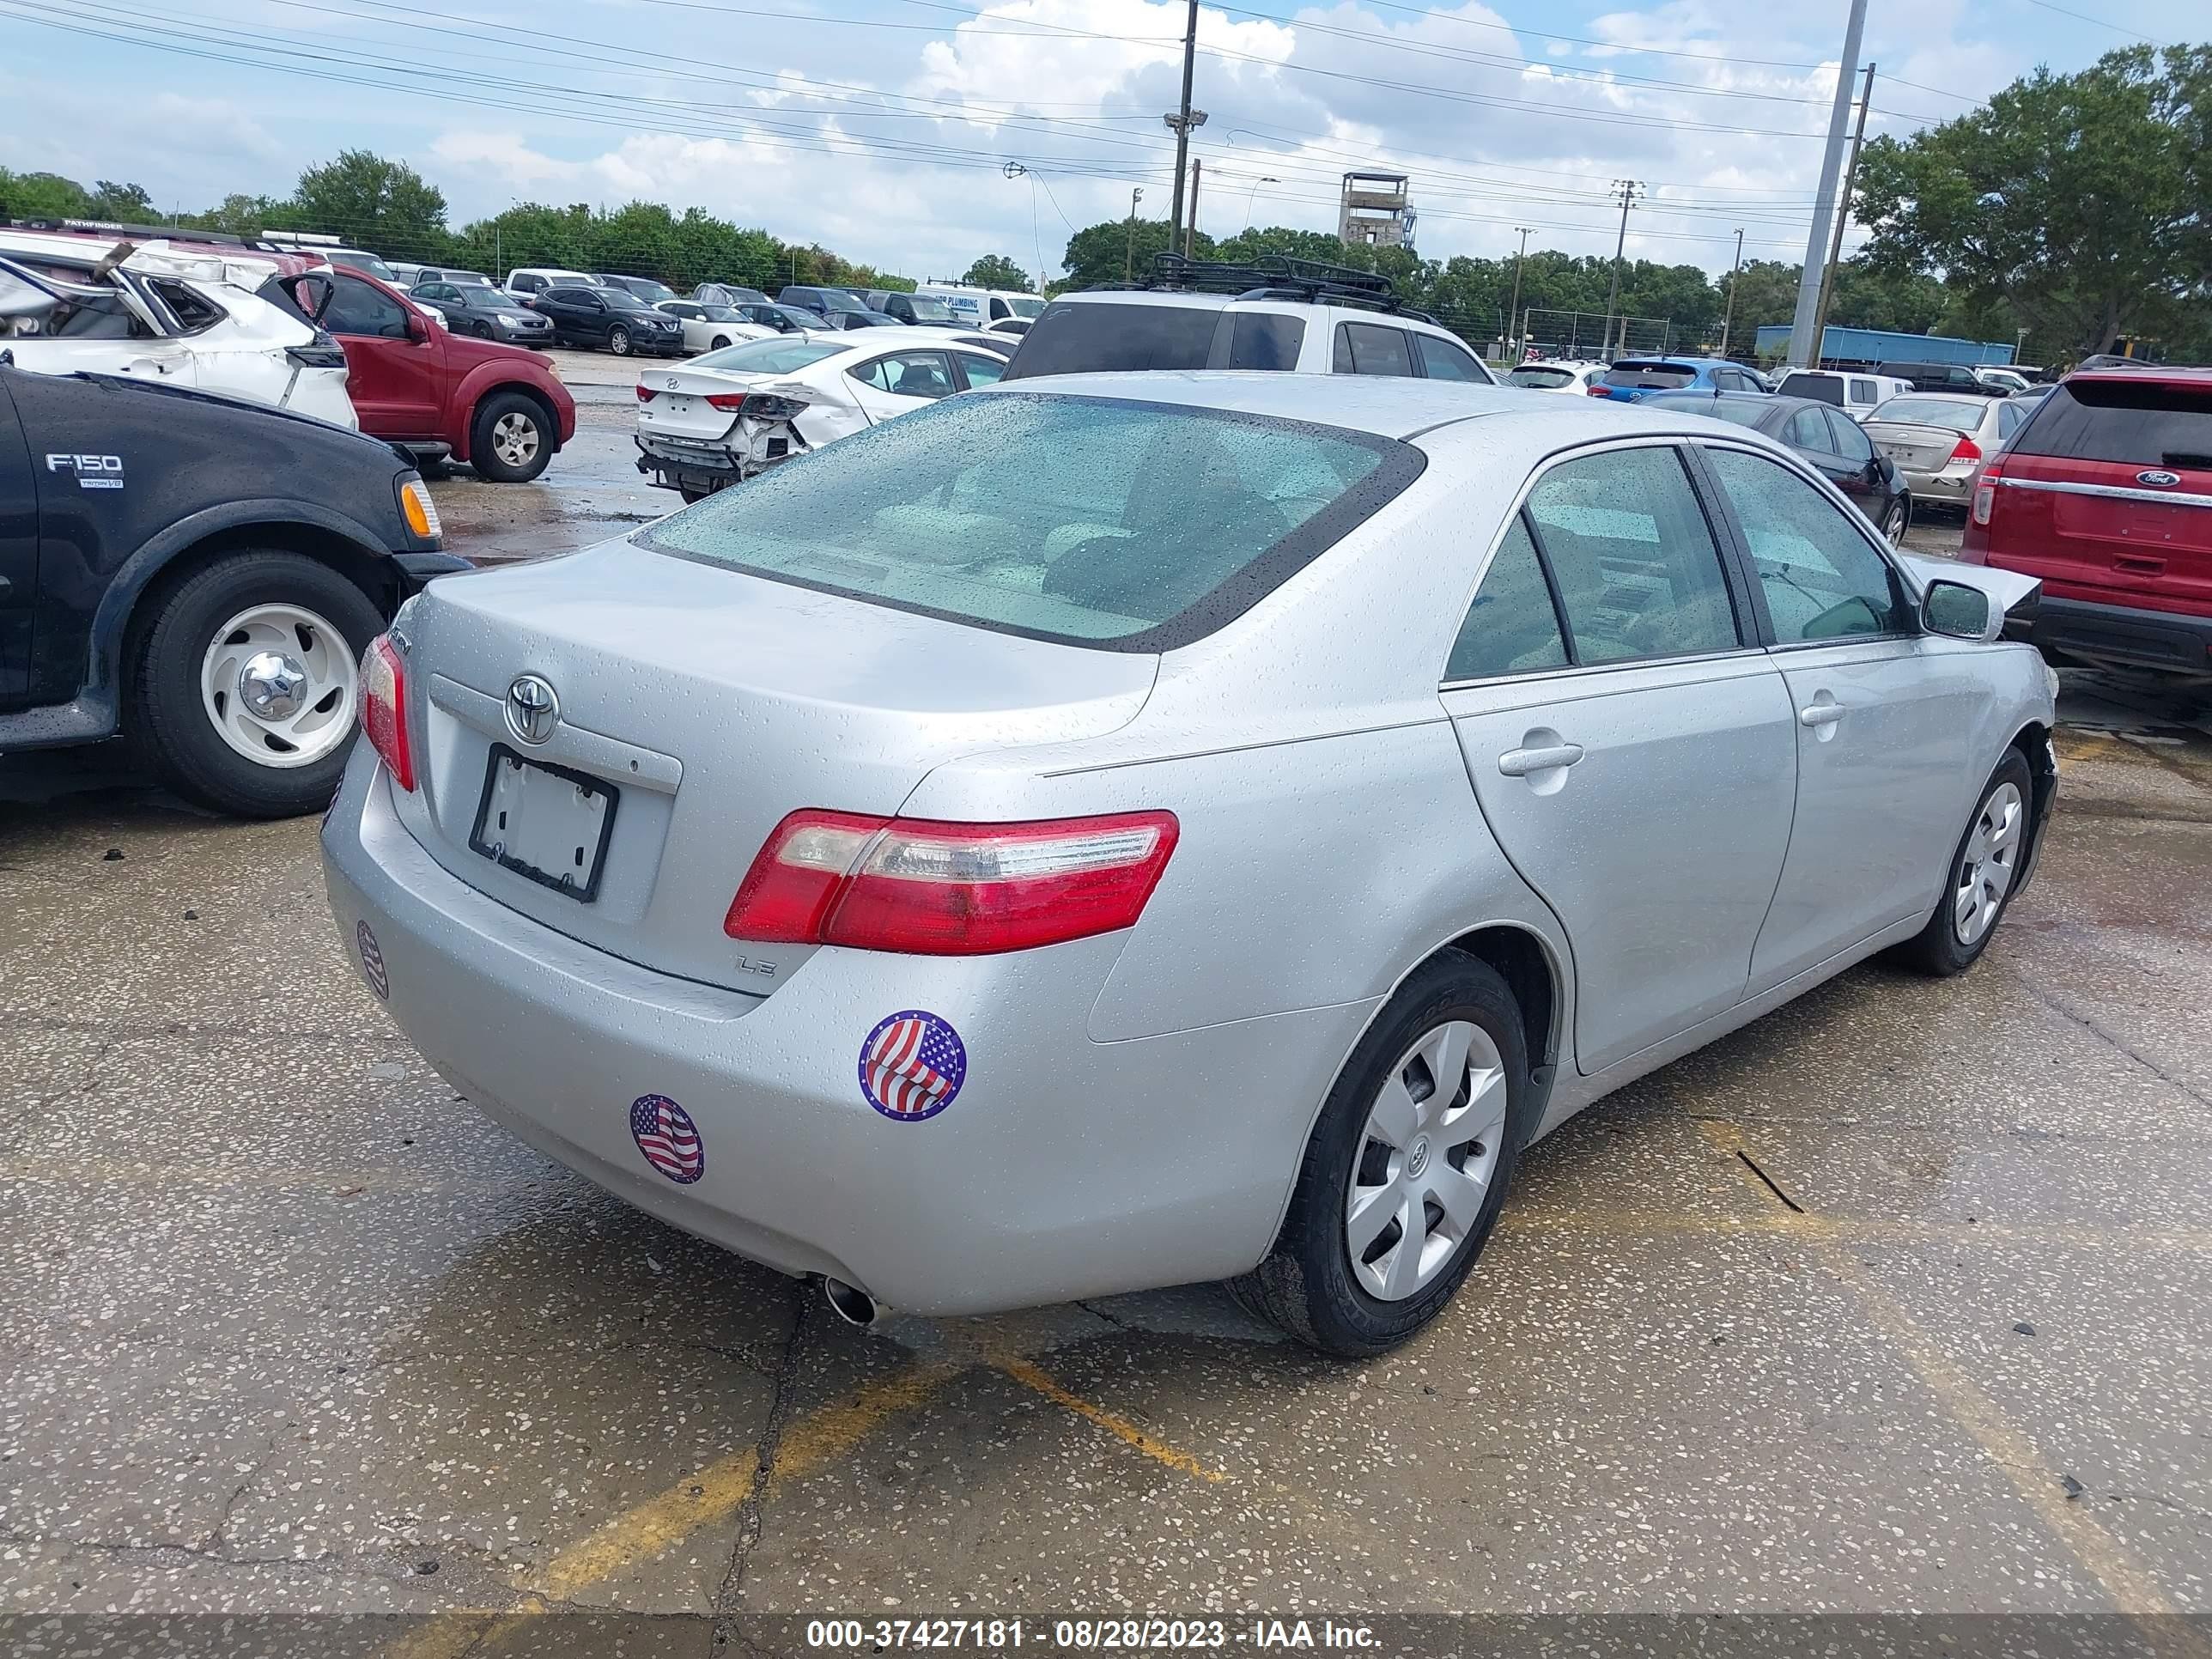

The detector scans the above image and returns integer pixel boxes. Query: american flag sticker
[356,921,388,1001]
[858,1010,967,1123]
[629,1093,705,1183]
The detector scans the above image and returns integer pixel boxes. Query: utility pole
[1810,61,1875,361]
[1601,180,1642,359]
[1717,227,1745,357]
[1184,159,1202,256]
[1123,186,1144,281]
[1785,0,1869,367]
[1166,0,1200,241]
[1505,227,1531,362]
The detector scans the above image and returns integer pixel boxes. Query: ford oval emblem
[505,674,560,745]
[2137,470,2181,488]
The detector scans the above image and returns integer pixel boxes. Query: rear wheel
[1893,749,2034,975]
[1233,953,1533,1356]
[608,325,633,356]
[471,392,552,483]
[128,550,385,818]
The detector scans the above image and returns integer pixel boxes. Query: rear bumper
[320,750,1366,1315]
[2027,593,2212,678]
[1899,464,1978,502]
[635,431,794,495]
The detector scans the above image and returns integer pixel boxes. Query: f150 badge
[46,453,125,490]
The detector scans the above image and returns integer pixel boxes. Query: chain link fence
[1516,308,1676,362]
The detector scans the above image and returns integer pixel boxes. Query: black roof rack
[1104,252,1433,321]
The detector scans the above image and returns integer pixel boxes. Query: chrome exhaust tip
[821,1275,881,1328]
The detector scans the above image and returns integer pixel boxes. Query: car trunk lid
[389,538,1158,994]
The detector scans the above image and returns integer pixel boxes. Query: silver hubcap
[491,411,539,466]
[1346,1020,1508,1302]
[1954,780,2024,945]
[610,329,629,354]
[1885,506,1906,545]
[198,602,357,769]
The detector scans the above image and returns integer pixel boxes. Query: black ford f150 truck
[0,358,467,816]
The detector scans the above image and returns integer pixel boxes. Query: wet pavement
[4,374,2212,1650]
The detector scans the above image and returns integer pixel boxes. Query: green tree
[962,254,1031,291]
[0,167,93,219]
[290,149,450,259]
[1061,217,1213,289]
[87,179,156,221]
[1855,43,2210,358]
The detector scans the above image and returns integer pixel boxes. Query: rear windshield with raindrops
[639,392,1425,651]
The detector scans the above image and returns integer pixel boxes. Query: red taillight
[725,809,1180,956]
[1586,386,1609,397]
[636,384,657,402]
[1949,434,1984,466]
[704,392,749,410]
[1972,460,2002,526]
[359,633,415,793]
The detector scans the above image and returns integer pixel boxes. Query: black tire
[1891,748,2035,975]
[470,391,553,483]
[127,550,386,819]
[1233,952,1534,1356]
[1878,497,1908,545]
[678,483,714,505]
[710,334,731,350]
[607,325,633,356]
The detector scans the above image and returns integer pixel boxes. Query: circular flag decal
[858,1010,967,1122]
[356,920,388,1001]
[630,1093,705,1183]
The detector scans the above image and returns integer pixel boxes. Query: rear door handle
[1799,701,1847,728]
[1498,743,1584,777]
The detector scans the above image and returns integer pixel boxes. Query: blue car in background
[1585,357,1771,403]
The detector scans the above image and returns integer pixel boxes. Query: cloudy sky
[0,0,2193,283]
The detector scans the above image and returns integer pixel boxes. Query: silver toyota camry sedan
[323,374,2057,1356]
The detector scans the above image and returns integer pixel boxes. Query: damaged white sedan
[633,326,1011,502]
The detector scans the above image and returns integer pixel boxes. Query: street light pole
[1784,0,1869,367]
[1166,0,1199,240]
[1123,186,1144,281]
[1505,227,1530,362]
[1242,174,1279,234]
[1717,227,1745,357]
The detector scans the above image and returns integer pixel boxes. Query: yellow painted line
[1698,1118,2201,1636]
[382,1359,957,1659]
[991,1353,1225,1483]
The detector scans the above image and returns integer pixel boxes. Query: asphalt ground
[3,353,2211,1654]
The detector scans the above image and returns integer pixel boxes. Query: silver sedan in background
[324,376,2057,1356]
[1863,392,2032,510]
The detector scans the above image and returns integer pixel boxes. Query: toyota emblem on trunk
[2138,470,2181,487]
[506,674,560,744]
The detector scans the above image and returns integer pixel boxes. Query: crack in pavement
[2008,970,2212,1109]
[708,1281,811,1654]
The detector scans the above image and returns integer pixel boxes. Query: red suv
[287,268,576,483]
[1961,367,2212,683]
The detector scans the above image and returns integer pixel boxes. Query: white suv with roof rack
[1002,254,1498,386]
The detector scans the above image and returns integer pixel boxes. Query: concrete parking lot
[4,363,2211,1650]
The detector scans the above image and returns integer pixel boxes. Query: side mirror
[404,308,430,343]
[1923,579,1998,642]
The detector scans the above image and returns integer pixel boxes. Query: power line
[2022,0,2170,46]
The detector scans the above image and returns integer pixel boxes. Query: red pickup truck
[287,267,576,483]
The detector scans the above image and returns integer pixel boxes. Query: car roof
[2066,365,2212,388]
[967,370,1790,446]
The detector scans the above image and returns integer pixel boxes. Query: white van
[914,283,1046,328]
[1771,368,1912,422]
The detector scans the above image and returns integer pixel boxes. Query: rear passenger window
[1446,516,1567,681]
[1785,407,1831,451]
[1850,378,1877,404]
[1333,323,1414,377]
[1523,448,1740,665]
[1415,334,1486,382]
[1227,313,1304,370]
[1704,447,1905,641]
